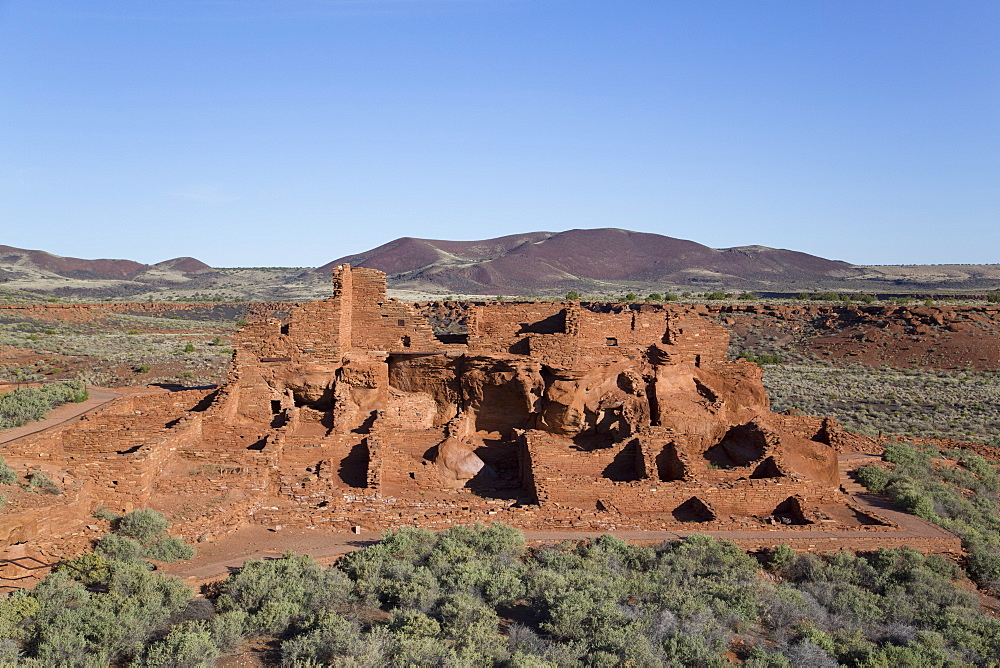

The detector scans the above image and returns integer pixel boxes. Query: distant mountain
[0,245,215,287]
[315,228,865,293]
[3,234,996,301]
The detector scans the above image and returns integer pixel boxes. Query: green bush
[26,470,60,494]
[0,380,88,429]
[92,506,120,522]
[855,465,890,493]
[0,456,18,485]
[94,533,145,563]
[144,536,196,562]
[738,351,783,365]
[854,441,1000,595]
[140,621,219,668]
[116,508,170,543]
[216,553,352,637]
[565,291,580,300]
[8,524,1000,664]
[55,552,112,587]
[704,291,727,300]
[183,342,195,353]
[986,292,1000,303]
[8,564,194,664]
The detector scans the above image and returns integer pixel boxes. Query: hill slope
[0,245,215,295]
[316,228,864,293]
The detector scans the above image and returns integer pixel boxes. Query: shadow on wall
[338,442,369,488]
[704,424,767,468]
[672,497,716,522]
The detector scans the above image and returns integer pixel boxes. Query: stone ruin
[3,265,902,559]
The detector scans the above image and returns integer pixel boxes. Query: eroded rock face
[276,363,339,407]
[540,363,649,438]
[461,358,545,434]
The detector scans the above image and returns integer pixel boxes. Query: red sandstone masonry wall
[467,303,568,353]
[524,429,839,517]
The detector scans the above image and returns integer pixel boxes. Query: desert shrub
[280,612,365,665]
[0,638,22,664]
[92,506,120,522]
[564,291,580,300]
[183,342,195,353]
[26,470,60,494]
[209,610,249,652]
[139,621,219,668]
[55,552,112,587]
[216,553,352,636]
[704,291,727,300]
[855,465,890,493]
[11,524,1000,664]
[739,351,783,365]
[144,536,197,562]
[738,292,756,300]
[116,508,170,543]
[0,380,88,428]
[647,293,662,302]
[0,589,40,643]
[339,523,527,610]
[986,291,1000,303]
[854,442,1000,597]
[0,456,17,485]
[7,564,194,664]
[95,506,196,568]
[94,533,145,563]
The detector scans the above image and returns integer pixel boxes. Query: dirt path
[0,386,123,445]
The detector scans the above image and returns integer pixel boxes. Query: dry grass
[762,363,1000,443]
[0,313,236,387]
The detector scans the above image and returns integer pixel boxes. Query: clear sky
[1,1,997,267]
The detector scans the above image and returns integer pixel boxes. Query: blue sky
[1,1,997,267]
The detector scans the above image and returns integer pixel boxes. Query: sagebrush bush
[855,465,889,493]
[6,525,1000,664]
[6,564,194,664]
[0,380,87,429]
[144,536,196,562]
[26,470,59,494]
[95,533,145,563]
[855,441,1000,595]
[116,508,170,543]
[140,621,219,668]
[0,456,17,485]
